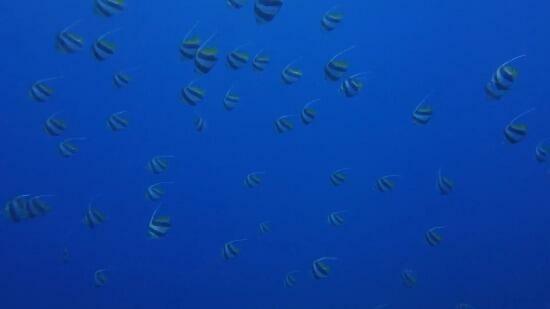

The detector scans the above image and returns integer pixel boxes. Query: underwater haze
[1,0,550,308]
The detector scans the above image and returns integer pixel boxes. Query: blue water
[1,0,550,308]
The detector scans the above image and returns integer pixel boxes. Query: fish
[223,85,240,111]
[146,182,174,202]
[504,108,535,144]
[330,168,350,186]
[412,93,433,125]
[147,155,175,175]
[301,99,320,125]
[194,116,206,132]
[259,221,271,234]
[375,175,400,192]
[25,195,54,218]
[181,80,205,106]
[180,22,201,60]
[95,0,125,17]
[436,169,454,195]
[92,29,120,61]
[107,111,129,132]
[373,305,390,309]
[62,248,70,264]
[30,76,62,102]
[194,33,218,74]
[94,269,108,287]
[254,0,284,24]
[4,194,31,223]
[284,271,299,287]
[228,0,247,8]
[252,50,270,71]
[44,111,67,136]
[113,70,134,88]
[485,55,525,100]
[83,202,106,229]
[340,72,366,97]
[274,115,295,133]
[281,59,303,84]
[328,211,346,227]
[222,239,247,260]
[56,20,85,53]
[244,172,264,188]
[401,269,417,288]
[536,139,550,162]
[58,137,86,158]
[227,44,251,70]
[425,226,445,247]
[321,7,344,31]
[312,257,338,280]
[148,207,172,239]
[455,304,475,309]
[325,46,355,81]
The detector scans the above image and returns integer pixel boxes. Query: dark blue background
[1,0,549,308]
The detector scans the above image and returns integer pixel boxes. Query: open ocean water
[1,0,549,308]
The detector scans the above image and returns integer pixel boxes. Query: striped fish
[328,211,346,227]
[58,137,86,158]
[223,86,240,111]
[284,271,299,288]
[228,0,247,8]
[252,51,270,71]
[95,0,125,17]
[312,257,337,280]
[412,93,433,125]
[107,111,129,132]
[56,20,85,53]
[321,8,344,31]
[259,221,271,234]
[194,33,218,74]
[301,99,320,125]
[83,205,106,229]
[222,239,247,260]
[146,182,173,202]
[113,72,131,88]
[147,155,175,174]
[436,169,454,195]
[30,76,62,102]
[376,175,399,192]
[536,140,550,163]
[340,73,366,97]
[325,46,354,81]
[504,108,535,144]
[4,194,31,223]
[148,208,172,239]
[254,0,284,24]
[94,269,108,287]
[227,45,251,70]
[425,226,445,247]
[92,29,120,61]
[281,59,303,84]
[180,22,200,60]
[244,172,264,188]
[44,112,66,136]
[26,195,53,219]
[181,81,205,106]
[401,269,417,288]
[274,115,295,133]
[485,55,525,100]
[330,168,349,186]
[194,116,206,133]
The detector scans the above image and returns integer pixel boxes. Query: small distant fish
[92,29,120,61]
[146,182,173,202]
[83,201,106,229]
[535,139,550,163]
[301,99,320,125]
[504,108,535,144]
[375,175,400,192]
[4,194,53,223]
[148,207,172,239]
[223,85,240,111]
[485,55,525,100]
[252,50,270,71]
[30,76,62,102]
[147,155,175,175]
[325,46,354,81]
[340,73,366,97]
[95,0,125,17]
[436,169,454,195]
[94,269,108,287]
[194,33,218,74]
[44,111,67,136]
[228,0,247,8]
[401,269,417,288]
[180,22,201,60]
[312,257,338,280]
[254,0,284,24]
[284,271,299,288]
[412,93,433,125]
[58,137,86,158]
[194,116,206,133]
[456,304,475,309]
[425,226,445,247]
[56,20,85,53]
[222,239,247,260]
[227,44,251,70]
[181,80,206,106]
[321,7,344,31]
[274,115,295,134]
[244,172,264,188]
[328,211,346,227]
[113,70,133,88]
[281,59,302,85]
[330,168,350,186]
[26,195,54,219]
[107,111,129,132]
[62,248,70,264]
[259,221,271,234]
[373,305,390,309]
